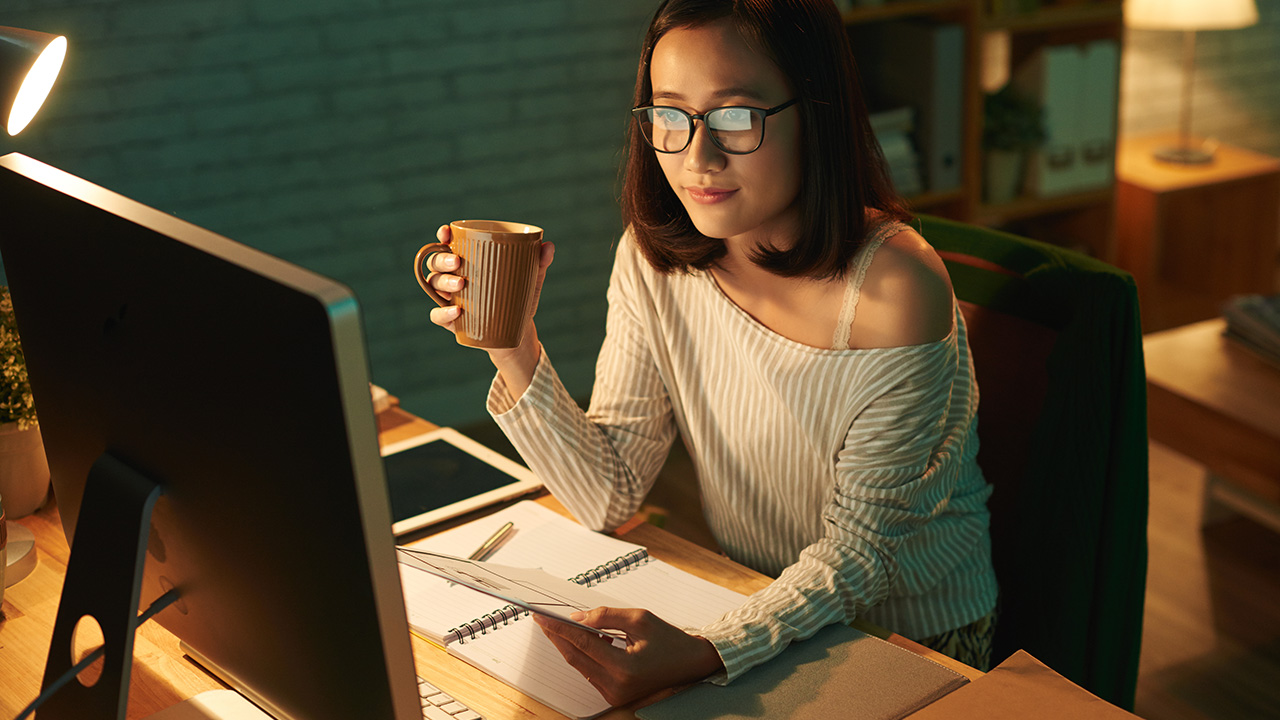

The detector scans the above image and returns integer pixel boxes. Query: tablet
[381,427,542,538]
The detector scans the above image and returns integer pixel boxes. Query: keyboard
[417,676,483,720]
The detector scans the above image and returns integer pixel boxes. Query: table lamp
[1125,0,1258,164]
[1,25,66,592]
[1,26,67,137]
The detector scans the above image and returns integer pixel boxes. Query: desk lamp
[0,25,66,590]
[1124,0,1258,164]
[1,26,67,136]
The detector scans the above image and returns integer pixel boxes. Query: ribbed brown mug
[415,220,542,349]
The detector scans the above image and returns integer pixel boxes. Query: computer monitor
[0,152,422,720]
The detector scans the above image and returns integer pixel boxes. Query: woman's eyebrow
[651,87,768,103]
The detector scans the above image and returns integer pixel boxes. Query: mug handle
[414,242,451,308]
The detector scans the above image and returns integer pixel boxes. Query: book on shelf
[396,500,748,719]
[1222,293,1280,368]
[872,107,924,197]
[853,20,965,194]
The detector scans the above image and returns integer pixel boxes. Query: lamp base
[1154,144,1215,165]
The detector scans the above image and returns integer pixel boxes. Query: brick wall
[0,0,659,428]
[1120,0,1280,156]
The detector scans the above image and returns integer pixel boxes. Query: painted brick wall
[1120,0,1280,156]
[1,0,660,428]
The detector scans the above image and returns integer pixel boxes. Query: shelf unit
[844,0,1125,259]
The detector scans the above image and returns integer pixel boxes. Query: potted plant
[0,285,50,518]
[982,85,1044,204]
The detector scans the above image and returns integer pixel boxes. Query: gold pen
[468,521,515,562]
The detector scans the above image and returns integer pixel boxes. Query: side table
[1115,133,1280,332]
[1144,318,1280,532]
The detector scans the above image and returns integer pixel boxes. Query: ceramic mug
[415,220,543,350]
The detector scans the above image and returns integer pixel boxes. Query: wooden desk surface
[0,408,978,719]
[1144,318,1280,503]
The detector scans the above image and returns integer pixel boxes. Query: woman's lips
[685,186,737,205]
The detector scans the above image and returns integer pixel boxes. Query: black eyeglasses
[632,98,798,155]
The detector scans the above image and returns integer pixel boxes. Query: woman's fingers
[427,252,460,274]
[430,305,460,330]
[533,615,624,702]
[527,241,556,319]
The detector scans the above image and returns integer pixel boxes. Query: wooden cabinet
[1115,133,1280,332]
[843,1,1124,259]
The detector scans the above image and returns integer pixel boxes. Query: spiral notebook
[396,501,747,719]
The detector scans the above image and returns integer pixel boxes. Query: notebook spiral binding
[571,548,650,587]
[449,548,653,644]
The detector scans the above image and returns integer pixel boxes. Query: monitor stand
[39,452,162,720]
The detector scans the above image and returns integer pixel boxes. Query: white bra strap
[831,221,908,350]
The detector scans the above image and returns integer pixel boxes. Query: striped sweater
[487,225,997,683]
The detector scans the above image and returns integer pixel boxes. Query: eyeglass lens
[638,107,764,154]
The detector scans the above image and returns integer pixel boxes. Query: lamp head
[1125,0,1259,31]
[0,26,68,137]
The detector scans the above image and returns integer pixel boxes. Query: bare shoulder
[848,226,955,349]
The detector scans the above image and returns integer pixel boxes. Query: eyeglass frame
[631,98,799,155]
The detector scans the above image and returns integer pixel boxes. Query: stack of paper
[1223,293,1280,367]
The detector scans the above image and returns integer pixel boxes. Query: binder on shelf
[854,20,965,194]
[1078,39,1120,189]
[1012,43,1083,197]
[1012,39,1118,197]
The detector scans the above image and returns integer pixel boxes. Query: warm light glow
[1125,0,1259,31]
[7,35,66,136]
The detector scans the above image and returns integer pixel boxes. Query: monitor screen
[0,152,421,720]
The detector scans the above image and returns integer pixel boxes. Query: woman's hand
[424,223,555,397]
[533,607,725,707]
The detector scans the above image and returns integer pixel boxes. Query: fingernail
[570,612,586,621]
[448,277,462,290]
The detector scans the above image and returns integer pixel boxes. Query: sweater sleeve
[694,336,968,683]
[487,240,678,532]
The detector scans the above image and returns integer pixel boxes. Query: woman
[422,0,997,705]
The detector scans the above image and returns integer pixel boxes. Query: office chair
[916,215,1148,710]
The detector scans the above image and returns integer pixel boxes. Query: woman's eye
[655,109,686,127]
[712,108,753,131]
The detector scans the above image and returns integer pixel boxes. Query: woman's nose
[683,120,726,174]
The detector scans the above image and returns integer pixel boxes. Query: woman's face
[648,19,802,249]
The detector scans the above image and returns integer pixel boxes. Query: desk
[1144,318,1280,532]
[1115,133,1280,332]
[0,408,979,719]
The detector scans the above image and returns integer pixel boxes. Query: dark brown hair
[620,0,910,279]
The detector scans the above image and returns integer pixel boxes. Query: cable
[16,588,182,720]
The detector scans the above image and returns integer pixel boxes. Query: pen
[468,521,515,562]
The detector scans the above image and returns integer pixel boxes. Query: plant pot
[0,422,51,518]
[984,148,1025,205]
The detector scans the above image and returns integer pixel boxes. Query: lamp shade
[1126,0,1259,31]
[0,26,68,136]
